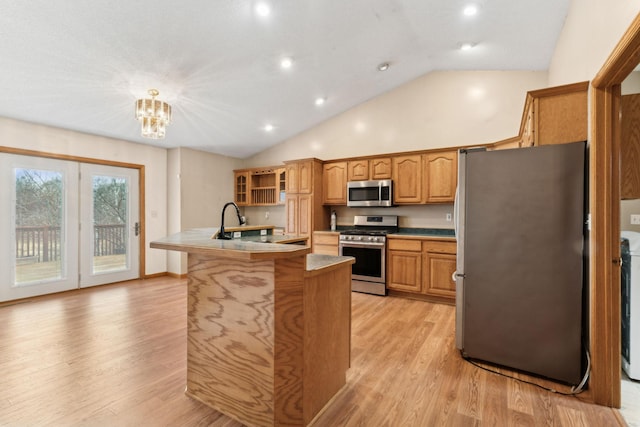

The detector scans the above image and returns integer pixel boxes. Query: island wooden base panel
[186,254,280,426]
[185,252,350,426]
[0,276,624,426]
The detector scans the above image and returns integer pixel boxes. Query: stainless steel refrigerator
[455,141,585,385]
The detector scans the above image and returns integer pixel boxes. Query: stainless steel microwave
[347,180,393,207]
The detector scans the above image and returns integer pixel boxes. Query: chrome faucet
[217,202,246,240]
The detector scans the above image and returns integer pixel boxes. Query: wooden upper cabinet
[347,160,369,181]
[392,155,422,204]
[234,171,249,206]
[298,161,313,194]
[488,82,588,150]
[529,82,588,146]
[285,160,314,194]
[370,157,392,179]
[621,93,640,199]
[347,157,391,181]
[276,168,286,204]
[286,163,299,194]
[423,151,457,203]
[323,162,347,205]
[521,98,535,148]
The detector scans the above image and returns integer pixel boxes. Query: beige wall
[0,116,168,276]
[548,0,640,86]
[245,71,548,167]
[622,70,640,94]
[240,71,547,229]
[167,147,243,274]
[621,200,640,232]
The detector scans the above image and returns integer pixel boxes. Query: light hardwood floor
[0,277,626,426]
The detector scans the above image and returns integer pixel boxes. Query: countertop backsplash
[242,203,455,232]
[243,205,287,228]
[333,204,455,229]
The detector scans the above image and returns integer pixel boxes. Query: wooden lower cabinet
[312,231,340,256]
[286,194,312,236]
[422,241,457,299]
[387,237,457,303]
[387,239,422,292]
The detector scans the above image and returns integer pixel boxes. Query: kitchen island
[150,228,354,427]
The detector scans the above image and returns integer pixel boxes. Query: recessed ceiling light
[315,97,326,106]
[280,57,293,69]
[377,62,390,71]
[263,123,274,132]
[255,2,271,17]
[463,5,478,16]
[460,43,474,51]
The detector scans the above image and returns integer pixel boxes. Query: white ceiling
[0,0,569,159]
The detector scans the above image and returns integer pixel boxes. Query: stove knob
[356,236,362,241]
[368,236,374,241]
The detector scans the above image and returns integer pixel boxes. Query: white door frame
[0,149,145,302]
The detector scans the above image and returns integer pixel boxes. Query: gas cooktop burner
[340,215,399,236]
[340,229,392,236]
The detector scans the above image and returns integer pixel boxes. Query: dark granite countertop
[394,228,455,237]
[317,227,455,238]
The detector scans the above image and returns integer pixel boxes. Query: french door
[0,154,140,302]
[79,163,139,287]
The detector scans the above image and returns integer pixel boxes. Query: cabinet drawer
[313,232,339,245]
[388,239,422,252]
[422,240,456,254]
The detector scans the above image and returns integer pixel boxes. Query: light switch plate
[233,231,241,238]
[632,215,640,225]
[260,229,267,235]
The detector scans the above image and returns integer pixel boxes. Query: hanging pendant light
[135,89,172,139]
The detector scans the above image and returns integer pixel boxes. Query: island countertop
[150,227,310,260]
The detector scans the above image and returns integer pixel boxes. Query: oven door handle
[339,242,386,249]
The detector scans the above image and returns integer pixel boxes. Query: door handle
[134,222,140,237]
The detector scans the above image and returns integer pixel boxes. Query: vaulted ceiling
[0,0,569,158]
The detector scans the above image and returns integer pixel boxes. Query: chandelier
[135,89,172,139]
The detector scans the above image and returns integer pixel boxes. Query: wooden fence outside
[15,224,126,263]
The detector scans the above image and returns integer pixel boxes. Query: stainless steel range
[339,215,398,296]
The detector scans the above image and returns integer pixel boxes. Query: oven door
[339,241,385,284]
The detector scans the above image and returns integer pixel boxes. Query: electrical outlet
[446,213,452,222]
[233,231,241,238]
[631,214,640,225]
[260,229,267,236]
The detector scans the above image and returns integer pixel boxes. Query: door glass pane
[14,168,64,284]
[92,175,128,274]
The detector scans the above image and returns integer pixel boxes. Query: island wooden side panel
[274,256,306,425]
[303,264,352,424]
[185,253,277,427]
